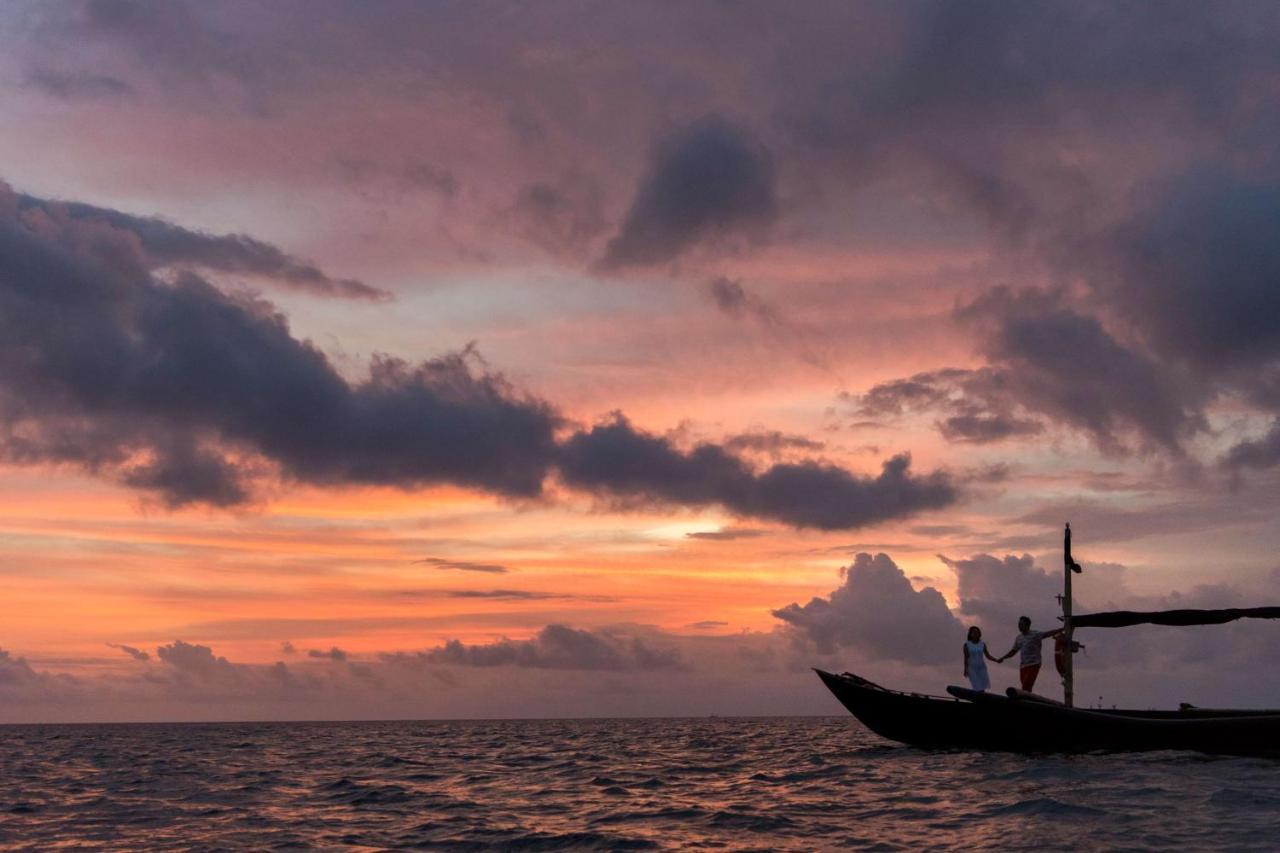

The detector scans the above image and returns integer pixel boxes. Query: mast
[1062,522,1080,708]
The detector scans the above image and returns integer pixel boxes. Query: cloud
[1103,172,1280,371]
[441,590,562,601]
[685,528,767,542]
[848,368,1045,445]
[415,558,511,574]
[508,179,606,256]
[854,289,1207,454]
[0,649,46,686]
[336,156,459,199]
[686,620,729,630]
[1011,498,1273,546]
[307,646,348,662]
[0,187,563,505]
[705,276,781,326]
[280,641,297,655]
[849,371,963,418]
[708,275,748,313]
[2,181,949,528]
[402,161,460,197]
[722,429,825,455]
[1225,420,1280,470]
[424,624,684,671]
[938,553,1063,634]
[70,0,266,94]
[17,192,388,301]
[772,553,963,664]
[937,413,1043,444]
[0,648,79,705]
[155,640,235,678]
[599,117,778,269]
[107,643,150,661]
[24,69,134,99]
[558,414,957,530]
[963,287,1210,453]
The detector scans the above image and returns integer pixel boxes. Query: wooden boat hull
[816,669,1280,758]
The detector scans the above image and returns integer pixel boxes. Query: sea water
[2,717,1277,850]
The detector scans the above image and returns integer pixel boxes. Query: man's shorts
[1020,664,1041,692]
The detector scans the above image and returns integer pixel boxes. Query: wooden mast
[1063,522,1076,708]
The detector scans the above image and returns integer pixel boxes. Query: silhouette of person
[962,626,1000,692]
[998,616,1063,693]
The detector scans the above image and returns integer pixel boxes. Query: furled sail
[1072,607,1280,629]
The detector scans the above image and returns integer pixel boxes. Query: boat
[814,525,1280,757]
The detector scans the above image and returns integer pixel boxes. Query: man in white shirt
[998,615,1064,693]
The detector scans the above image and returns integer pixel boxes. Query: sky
[3,0,1280,722]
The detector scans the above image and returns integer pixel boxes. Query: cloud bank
[0,183,954,528]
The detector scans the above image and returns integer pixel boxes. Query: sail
[1072,607,1280,629]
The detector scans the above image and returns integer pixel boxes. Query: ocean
[2,717,1277,850]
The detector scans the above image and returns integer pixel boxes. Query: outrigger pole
[1062,522,1082,707]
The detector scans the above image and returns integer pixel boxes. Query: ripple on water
[2,718,1279,851]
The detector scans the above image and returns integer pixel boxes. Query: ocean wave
[5,718,1280,851]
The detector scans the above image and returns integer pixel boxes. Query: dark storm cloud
[119,437,253,508]
[849,368,1045,447]
[772,553,962,664]
[1,181,952,527]
[558,414,957,530]
[850,371,963,418]
[789,1,1279,224]
[415,558,511,574]
[425,624,684,671]
[1098,172,1280,372]
[937,414,1043,444]
[1224,420,1280,471]
[959,288,1208,453]
[25,68,134,99]
[1057,172,1280,466]
[791,5,1280,462]
[17,193,388,300]
[600,117,778,269]
[307,646,348,662]
[107,643,150,661]
[0,183,562,506]
[857,290,1208,454]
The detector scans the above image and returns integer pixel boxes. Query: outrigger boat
[815,525,1280,757]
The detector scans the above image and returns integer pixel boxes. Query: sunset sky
[3,1,1280,722]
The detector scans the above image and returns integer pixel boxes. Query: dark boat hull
[816,670,1280,757]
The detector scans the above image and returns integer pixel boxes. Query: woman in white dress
[963,626,1000,692]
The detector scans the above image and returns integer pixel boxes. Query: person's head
[1018,616,1031,633]
[967,626,981,643]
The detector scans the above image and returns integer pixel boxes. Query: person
[998,616,1063,693]
[962,626,1000,692]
